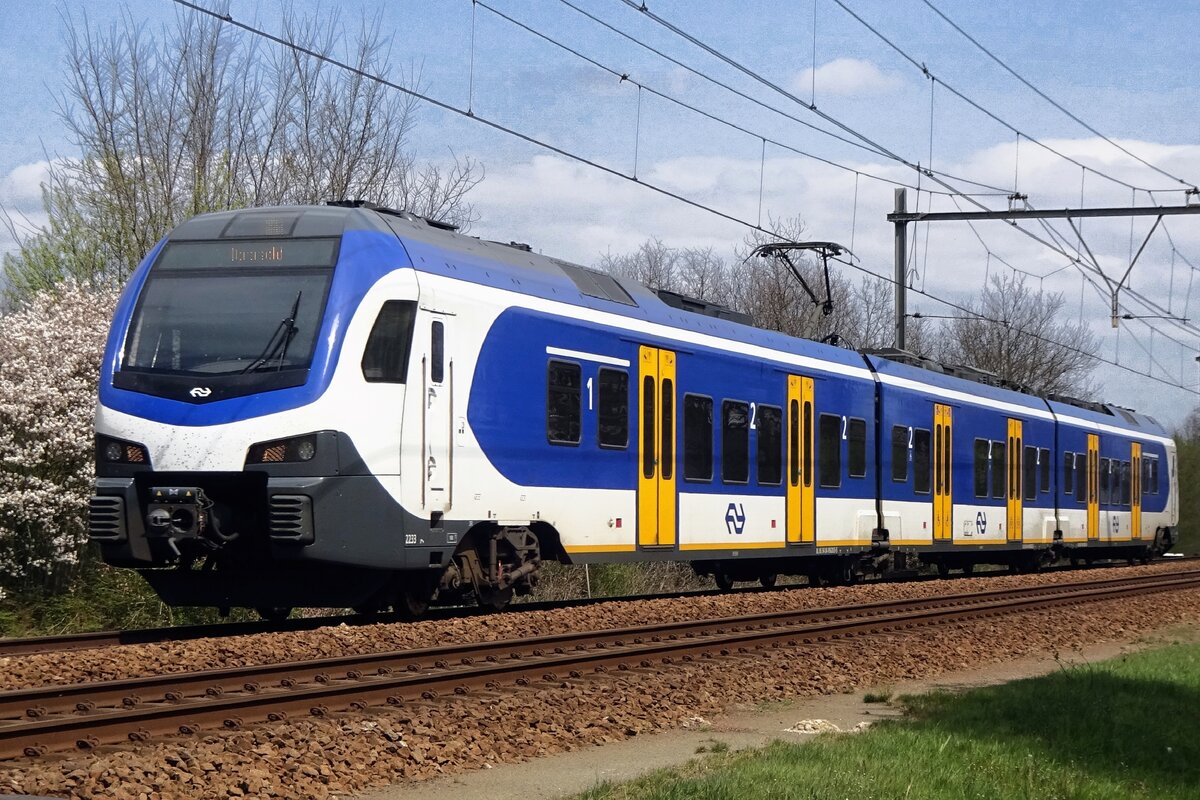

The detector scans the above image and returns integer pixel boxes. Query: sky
[2,1,1200,426]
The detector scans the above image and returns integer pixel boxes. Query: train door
[1006,418,1023,541]
[1087,434,1099,540]
[637,346,677,547]
[933,404,953,540]
[786,375,815,544]
[423,317,452,512]
[1131,442,1142,539]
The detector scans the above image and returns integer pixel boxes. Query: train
[88,202,1179,619]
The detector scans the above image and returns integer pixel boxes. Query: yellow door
[1087,434,1099,540]
[1131,442,1142,539]
[637,346,676,547]
[786,375,815,544]
[1006,418,1023,541]
[933,404,953,540]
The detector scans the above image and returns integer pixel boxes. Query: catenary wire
[168,0,1200,397]
[921,0,1197,190]
[825,0,1187,194]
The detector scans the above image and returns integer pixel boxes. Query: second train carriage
[88,202,1179,616]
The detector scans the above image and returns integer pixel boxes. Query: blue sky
[2,1,1199,425]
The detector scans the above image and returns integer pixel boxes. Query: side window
[1039,447,1051,493]
[683,395,713,481]
[817,414,842,488]
[642,376,655,478]
[430,320,445,383]
[757,405,783,485]
[912,428,931,494]
[597,368,629,449]
[973,438,989,497]
[1075,452,1087,503]
[847,418,867,478]
[1121,461,1132,505]
[1099,457,1111,504]
[1023,445,1037,500]
[547,360,581,445]
[1150,458,1160,494]
[361,300,417,383]
[722,400,750,483]
[1062,452,1074,497]
[991,440,1006,499]
[891,425,908,482]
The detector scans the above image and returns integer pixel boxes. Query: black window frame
[973,438,990,498]
[683,394,714,482]
[596,367,630,450]
[1023,445,1038,501]
[361,300,418,384]
[1121,460,1132,506]
[430,320,445,384]
[847,417,867,478]
[546,359,582,446]
[1038,447,1051,493]
[721,399,751,484]
[912,427,932,495]
[1062,451,1074,497]
[991,440,1006,499]
[756,404,784,486]
[818,413,842,489]
[891,425,909,483]
[1099,457,1111,504]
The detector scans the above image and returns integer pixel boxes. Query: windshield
[122,239,337,376]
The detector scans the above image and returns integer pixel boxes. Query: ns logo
[189,387,212,398]
[725,503,746,535]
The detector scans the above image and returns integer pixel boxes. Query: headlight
[246,434,318,464]
[96,435,150,465]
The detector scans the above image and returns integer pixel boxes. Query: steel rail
[2,569,1197,760]
[6,558,1188,659]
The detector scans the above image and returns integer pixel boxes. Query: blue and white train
[88,202,1179,618]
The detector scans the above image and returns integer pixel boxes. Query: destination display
[155,238,340,270]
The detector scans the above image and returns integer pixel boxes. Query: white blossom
[0,284,117,595]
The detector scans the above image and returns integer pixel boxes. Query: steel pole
[894,188,908,350]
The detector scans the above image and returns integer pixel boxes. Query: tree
[1,4,482,303]
[0,283,118,598]
[937,272,1099,395]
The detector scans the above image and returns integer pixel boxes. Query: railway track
[5,557,1187,658]
[2,567,1197,760]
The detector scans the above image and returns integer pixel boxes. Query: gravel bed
[1,563,1198,799]
[0,562,1189,692]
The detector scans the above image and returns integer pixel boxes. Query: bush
[0,283,117,600]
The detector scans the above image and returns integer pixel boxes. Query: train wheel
[714,572,735,591]
[395,588,433,621]
[255,607,292,622]
[759,574,778,589]
[478,586,514,612]
[937,562,950,578]
[961,563,974,576]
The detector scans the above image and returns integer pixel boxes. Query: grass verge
[576,641,1200,800]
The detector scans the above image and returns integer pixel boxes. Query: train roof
[168,202,870,375]
[163,203,1171,440]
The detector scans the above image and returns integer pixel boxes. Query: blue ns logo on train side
[725,503,746,535]
[976,511,987,536]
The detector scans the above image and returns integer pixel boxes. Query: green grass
[575,643,1200,800]
[0,566,252,637]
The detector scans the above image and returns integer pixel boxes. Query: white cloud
[0,160,54,257]
[791,58,904,97]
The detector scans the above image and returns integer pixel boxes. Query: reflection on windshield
[123,272,331,376]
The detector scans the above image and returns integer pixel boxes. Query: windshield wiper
[240,291,302,374]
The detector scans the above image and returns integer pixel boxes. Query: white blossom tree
[0,284,117,597]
